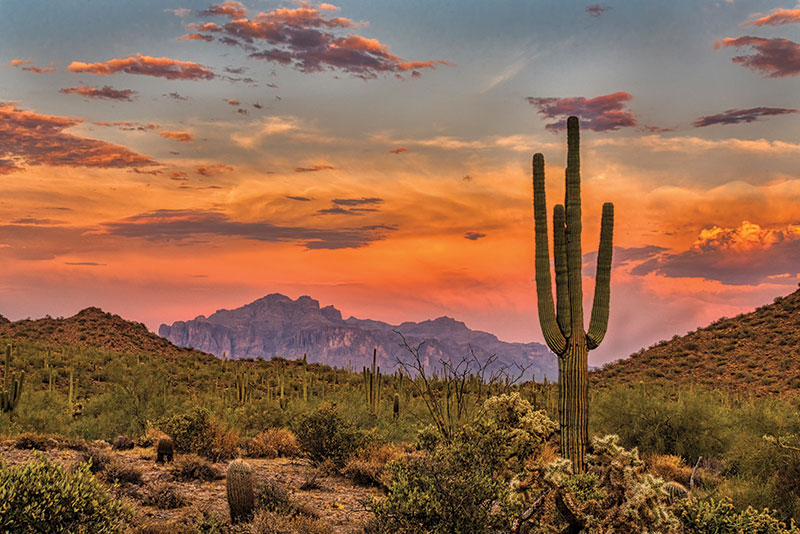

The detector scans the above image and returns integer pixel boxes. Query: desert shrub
[158,407,214,454]
[371,423,524,534]
[293,403,368,467]
[14,432,56,450]
[0,454,131,533]
[342,443,406,487]
[591,385,731,460]
[647,454,693,485]
[256,478,293,514]
[112,435,134,450]
[171,454,222,482]
[518,435,681,534]
[11,390,72,435]
[81,446,115,473]
[250,510,333,534]
[680,498,799,534]
[158,407,239,460]
[142,482,188,509]
[103,461,144,485]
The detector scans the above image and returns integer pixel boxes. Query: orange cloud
[9,59,55,73]
[200,1,247,19]
[160,131,195,142]
[67,54,215,80]
[225,98,240,105]
[178,33,215,41]
[0,103,157,173]
[743,8,800,27]
[715,36,800,78]
[388,147,408,154]
[59,85,137,101]
[195,163,234,176]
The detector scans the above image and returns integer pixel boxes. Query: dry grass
[341,443,406,487]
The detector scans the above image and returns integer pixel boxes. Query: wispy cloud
[59,85,137,101]
[160,131,195,142]
[693,106,798,127]
[743,8,800,27]
[9,59,55,73]
[586,4,611,17]
[294,164,335,172]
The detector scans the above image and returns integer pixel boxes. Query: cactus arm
[587,202,614,349]
[532,153,567,355]
[553,204,571,338]
[564,116,584,336]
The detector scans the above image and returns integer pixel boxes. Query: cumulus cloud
[96,208,394,249]
[59,85,137,101]
[464,231,486,240]
[586,4,610,17]
[9,59,55,73]
[526,92,637,131]
[294,164,335,172]
[631,221,800,285]
[743,8,800,27]
[68,53,215,80]
[693,106,798,127]
[714,36,800,77]
[195,163,234,175]
[185,3,449,79]
[160,131,195,142]
[0,103,157,173]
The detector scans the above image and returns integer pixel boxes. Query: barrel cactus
[156,437,174,464]
[227,459,255,524]
[531,116,614,472]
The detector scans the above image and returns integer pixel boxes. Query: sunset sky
[1,0,799,366]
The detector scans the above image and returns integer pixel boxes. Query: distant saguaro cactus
[1,345,24,415]
[531,116,614,472]
[226,459,255,524]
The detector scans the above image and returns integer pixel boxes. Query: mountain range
[159,293,558,381]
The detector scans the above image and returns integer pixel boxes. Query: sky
[0,0,798,366]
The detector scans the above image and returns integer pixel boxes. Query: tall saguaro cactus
[532,116,614,472]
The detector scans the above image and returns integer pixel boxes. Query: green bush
[371,423,523,534]
[293,403,367,467]
[158,407,213,455]
[0,454,131,533]
[681,498,799,534]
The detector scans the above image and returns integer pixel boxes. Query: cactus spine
[1,345,24,414]
[226,459,255,523]
[531,116,614,472]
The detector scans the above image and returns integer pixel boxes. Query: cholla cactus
[227,459,255,524]
[516,435,680,534]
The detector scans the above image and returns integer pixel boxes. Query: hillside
[160,293,557,381]
[593,287,800,396]
[0,307,209,359]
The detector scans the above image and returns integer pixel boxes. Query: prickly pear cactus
[227,459,255,524]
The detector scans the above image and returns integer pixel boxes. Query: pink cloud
[586,4,610,17]
[526,92,637,131]
[743,8,800,27]
[186,3,449,79]
[68,53,215,80]
[59,85,137,101]
[160,131,195,142]
[693,106,798,127]
[715,36,800,78]
[0,103,157,173]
